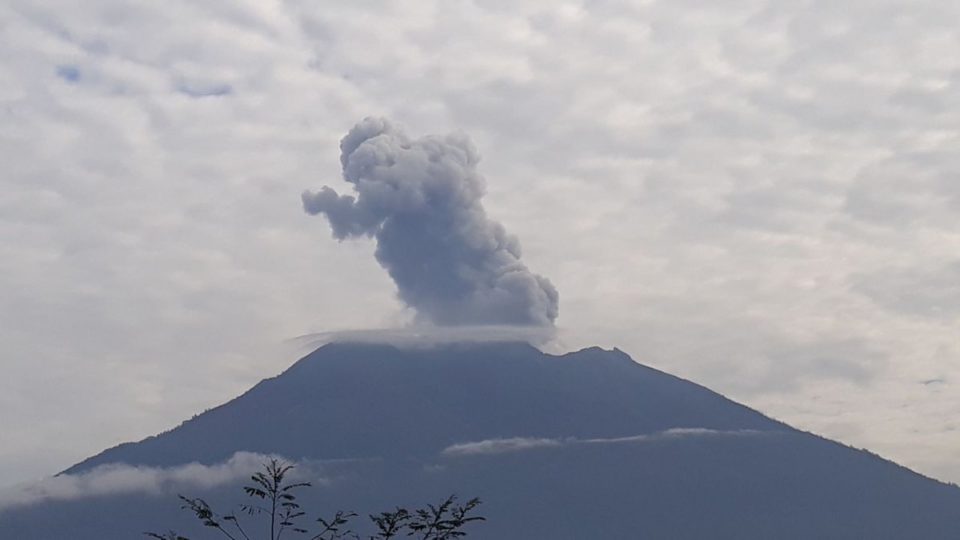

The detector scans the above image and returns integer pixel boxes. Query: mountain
[65,342,785,472]
[3,341,960,539]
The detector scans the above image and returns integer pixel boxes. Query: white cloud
[442,428,764,456]
[0,452,294,510]
[852,262,960,319]
[293,325,558,351]
[443,437,564,456]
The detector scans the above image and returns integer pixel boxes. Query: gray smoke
[302,118,559,326]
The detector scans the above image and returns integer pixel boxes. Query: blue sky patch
[177,83,233,98]
[56,65,81,83]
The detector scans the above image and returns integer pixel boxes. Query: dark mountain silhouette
[4,341,960,539]
[65,342,787,472]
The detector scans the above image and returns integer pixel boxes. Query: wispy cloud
[0,452,296,510]
[442,428,765,457]
[291,324,558,351]
[442,437,565,456]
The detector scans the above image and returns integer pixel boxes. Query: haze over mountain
[3,341,959,539]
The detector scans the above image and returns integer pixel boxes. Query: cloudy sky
[2,0,959,489]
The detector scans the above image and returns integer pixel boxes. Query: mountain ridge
[64,341,791,474]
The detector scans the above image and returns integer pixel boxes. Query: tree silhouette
[145,459,484,540]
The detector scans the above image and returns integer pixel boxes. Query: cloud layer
[2,0,960,489]
[0,452,284,510]
[302,118,559,326]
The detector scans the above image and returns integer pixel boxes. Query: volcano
[3,341,959,539]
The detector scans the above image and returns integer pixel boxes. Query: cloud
[0,452,297,510]
[442,437,564,456]
[441,428,765,457]
[302,118,559,327]
[2,0,960,492]
[291,324,557,351]
[843,151,960,228]
[852,262,960,319]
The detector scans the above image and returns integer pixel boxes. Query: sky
[1,0,958,489]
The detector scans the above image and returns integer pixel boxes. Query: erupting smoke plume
[302,118,559,326]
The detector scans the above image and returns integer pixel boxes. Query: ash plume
[302,118,559,326]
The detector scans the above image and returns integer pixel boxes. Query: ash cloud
[302,118,559,326]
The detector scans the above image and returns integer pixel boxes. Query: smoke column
[302,118,559,327]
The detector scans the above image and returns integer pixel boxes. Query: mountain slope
[66,342,788,472]
[3,341,959,539]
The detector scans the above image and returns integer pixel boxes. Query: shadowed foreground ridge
[5,341,960,539]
